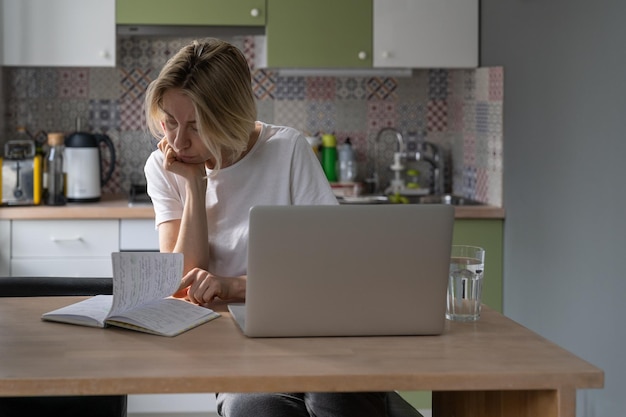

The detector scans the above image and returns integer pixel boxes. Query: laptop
[228,204,454,337]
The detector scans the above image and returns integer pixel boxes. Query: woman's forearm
[175,176,210,273]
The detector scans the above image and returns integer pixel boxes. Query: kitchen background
[1,35,503,206]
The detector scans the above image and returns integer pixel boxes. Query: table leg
[432,388,576,417]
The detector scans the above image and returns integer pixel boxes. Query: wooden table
[0,297,603,417]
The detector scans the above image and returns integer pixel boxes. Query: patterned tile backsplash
[1,36,503,206]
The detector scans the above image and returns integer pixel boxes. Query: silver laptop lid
[242,204,454,337]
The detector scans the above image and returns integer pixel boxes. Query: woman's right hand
[158,138,206,181]
[174,268,246,307]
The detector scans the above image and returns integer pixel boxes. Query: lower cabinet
[400,218,504,412]
[0,221,10,277]
[11,220,119,277]
[128,394,217,415]
[452,219,503,312]
[4,218,213,414]
[119,218,160,251]
[6,218,161,277]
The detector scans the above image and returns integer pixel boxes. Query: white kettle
[64,132,116,202]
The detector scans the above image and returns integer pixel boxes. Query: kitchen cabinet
[0,221,9,277]
[10,220,119,277]
[116,0,266,27]
[6,218,161,277]
[373,0,478,68]
[400,218,503,412]
[452,219,503,312]
[116,0,477,69]
[119,219,159,251]
[263,0,477,69]
[2,0,115,67]
[263,0,372,68]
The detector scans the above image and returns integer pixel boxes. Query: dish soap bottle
[338,138,357,183]
[44,132,66,206]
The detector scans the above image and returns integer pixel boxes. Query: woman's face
[160,88,212,164]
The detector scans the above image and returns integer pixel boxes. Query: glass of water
[446,245,485,322]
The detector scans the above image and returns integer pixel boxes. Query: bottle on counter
[43,132,66,206]
[338,137,357,183]
[321,133,338,182]
[305,135,322,163]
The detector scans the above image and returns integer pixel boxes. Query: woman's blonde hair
[145,38,257,171]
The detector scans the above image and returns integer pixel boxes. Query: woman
[143,38,387,417]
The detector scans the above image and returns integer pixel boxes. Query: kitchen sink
[338,194,485,206]
[411,194,485,206]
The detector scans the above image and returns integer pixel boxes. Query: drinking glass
[446,245,485,322]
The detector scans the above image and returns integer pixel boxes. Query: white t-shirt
[144,122,338,277]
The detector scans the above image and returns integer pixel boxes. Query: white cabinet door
[12,220,119,258]
[11,258,114,277]
[373,0,478,68]
[11,219,119,277]
[0,221,10,277]
[2,0,115,67]
[119,219,160,251]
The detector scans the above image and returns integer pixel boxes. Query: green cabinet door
[265,0,372,68]
[452,219,503,312]
[116,0,266,26]
[399,218,504,412]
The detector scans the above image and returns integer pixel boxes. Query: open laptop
[228,204,454,337]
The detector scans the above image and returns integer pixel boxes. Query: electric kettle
[64,132,116,202]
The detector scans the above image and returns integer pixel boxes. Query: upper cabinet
[262,0,477,69]
[264,0,372,68]
[2,0,116,67]
[116,0,266,27]
[1,0,477,69]
[373,0,478,68]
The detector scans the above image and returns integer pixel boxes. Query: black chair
[0,277,127,417]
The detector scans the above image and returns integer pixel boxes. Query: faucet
[370,127,405,194]
[369,128,445,196]
[408,141,445,196]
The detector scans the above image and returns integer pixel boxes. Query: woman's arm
[156,139,210,274]
[174,176,210,274]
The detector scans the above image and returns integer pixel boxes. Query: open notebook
[229,204,454,337]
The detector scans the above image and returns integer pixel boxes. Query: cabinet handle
[358,51,367,60]
[250,8,260,17]
[50,236,83,243]
[381,50,392,59]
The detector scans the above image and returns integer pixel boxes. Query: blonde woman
[144,38,386,417]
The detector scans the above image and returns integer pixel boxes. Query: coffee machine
[0,139,42,205]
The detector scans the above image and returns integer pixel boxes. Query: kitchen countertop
[0,194,154,220]
[0,194,505,220]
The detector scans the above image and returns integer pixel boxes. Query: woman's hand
[175,268,246,306]
[158,138,205,181]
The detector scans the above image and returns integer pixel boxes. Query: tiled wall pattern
[1,36,503,206]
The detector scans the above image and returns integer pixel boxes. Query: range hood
[117,24,264,37]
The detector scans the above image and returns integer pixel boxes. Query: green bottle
[321,134,337,182]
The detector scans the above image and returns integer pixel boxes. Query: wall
[1,36,503,206]
[481,1,626,415]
